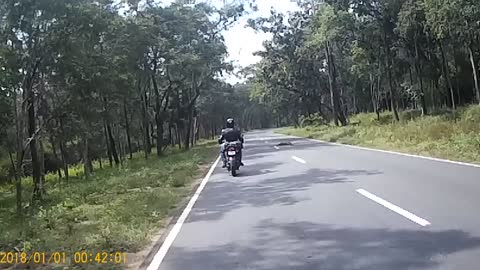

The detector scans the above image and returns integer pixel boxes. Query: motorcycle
[224,141,241,177]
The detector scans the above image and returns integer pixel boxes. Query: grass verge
[0,141,218,269]
[279,105,480,164]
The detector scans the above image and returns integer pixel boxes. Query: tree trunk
[386,61,398,121]
[107,122,120,165]
[156,118,164,156]
[455,63,462,105]
[104,121,113,167]
[188,125,193,144]
[137,77,150,158]
[439,42,456,109]
[376,54,382,120]
[9,151,22,217]
[383,30,400,121]
[83,134,92,179]
[214,122,217,139]
[27,84,42,200]
[453,47,463,104]
[152,78,164,156]
[352,92,357,114]
[400,93,405,111]
[116,125,124,166]
[123,99,133,159]
[211,123,215,140]
[60,140,70,183]
[136,138,141,152]
[418,69,427,115]
[409,65,414,86]
[184,109,194,150]
[325,42,347,126]
[38,140,45,197]
[196,118,200,144]
[325,45,338,126]
[410,66,417,110]
[175,125,182,149]
[336,62,349,123]
[192,116,198,146]
[13,88,23,216]
[49,136,62,179]
[169,124,173,145]
[143,92,152,156]
[59,119,69,182]
[103,96,120,165]
[369,74,378,116]
[412,35,428,114]
[468,45,480,104]
[143,123,149,159]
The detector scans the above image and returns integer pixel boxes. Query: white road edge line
[304,137,480,168]
[146,156,221,270]
[356,189,431,227]
[292,156,307,164]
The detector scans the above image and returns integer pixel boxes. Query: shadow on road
[260,168,380,186]
[237,160,278,177]
[167,220,480,270]
[244,138,335,157]
[164,132,480,269]
[187,165,380,223]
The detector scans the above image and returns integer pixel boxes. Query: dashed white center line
[356,189,431,227]
[291,156,307,164]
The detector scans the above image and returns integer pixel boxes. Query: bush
[299,113,327,127]
[278,105,480,164]
[400,109,423,122]
[0,148,13,184]
[0,142,218,258]
[44,153,63,174]
[461,105,480,123]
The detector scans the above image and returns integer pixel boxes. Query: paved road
[150,129,480,270]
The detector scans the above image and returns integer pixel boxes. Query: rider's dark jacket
[218,128,244,144]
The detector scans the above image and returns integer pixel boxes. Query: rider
[218,118,244,168]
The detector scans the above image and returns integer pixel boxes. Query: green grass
[279,105,480,164]
[0,141,218,269]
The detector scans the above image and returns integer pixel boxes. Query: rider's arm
[218,134,224,144]
[236,130,244,144]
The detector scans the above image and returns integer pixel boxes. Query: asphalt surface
[154,129,480,270]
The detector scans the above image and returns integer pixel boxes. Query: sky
[159,0,300,83]
[221,1,299,75]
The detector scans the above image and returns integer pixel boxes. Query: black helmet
[226,118,234,128]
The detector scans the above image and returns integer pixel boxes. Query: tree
[249,0,480,129]
[397,0,430,113]
[423,0,480,104]
[308,4,353,125]
[0,0,254,215]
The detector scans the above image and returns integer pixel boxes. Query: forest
[0,0,273,261]
[0,0,272,215]
[249,0,480,126]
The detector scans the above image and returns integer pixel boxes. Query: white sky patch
[225,0,299,66]
[224,0,299,83]
[159,0,300,83]
[116,0,299,83]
